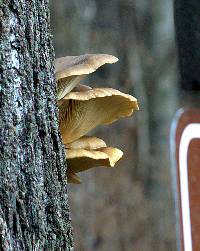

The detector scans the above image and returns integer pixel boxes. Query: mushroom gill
[59,87,139,144]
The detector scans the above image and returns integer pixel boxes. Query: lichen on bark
[0,0,73,250]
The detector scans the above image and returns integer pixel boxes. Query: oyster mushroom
[65,136,107,150]
[65,147,123,174]
[59,87,139,144]
[65,136,123,183]
[55,54,118,100]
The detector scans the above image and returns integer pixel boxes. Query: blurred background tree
[50,0,178,250]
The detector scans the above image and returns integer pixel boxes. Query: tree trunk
[174,0,200,107]
[0,1,73,250]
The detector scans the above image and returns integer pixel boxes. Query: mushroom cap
[55,54,118,80]
[65,136,107,150]
[65,147,123,173]
[98,147,123,167]
[59,87,139,144]
[55,54,118,100]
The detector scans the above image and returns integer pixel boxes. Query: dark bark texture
[0,0,73,250]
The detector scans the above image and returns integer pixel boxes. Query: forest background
[50,1,177,250]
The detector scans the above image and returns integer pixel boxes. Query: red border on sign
[170,109,200,251]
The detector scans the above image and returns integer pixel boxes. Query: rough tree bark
[0,1,73,250]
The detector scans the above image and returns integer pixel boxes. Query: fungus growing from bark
[55,54,118,100]
[64,136,123,182]
[55,54,139,184]
[65,147,123,180]
[65,136,107,150]
[59,87,139,144]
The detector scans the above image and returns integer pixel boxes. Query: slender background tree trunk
[174,0,200,92]
[0,1,73,250]
[174,0,200,110]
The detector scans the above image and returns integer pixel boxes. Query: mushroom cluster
[55,54,139,184]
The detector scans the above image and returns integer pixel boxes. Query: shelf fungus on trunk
[55,54,118,100]
[59,87,139,144]
[64,136,123,183]
[65,136,107,150]
[55,53,139,184]
[65,148,123,173]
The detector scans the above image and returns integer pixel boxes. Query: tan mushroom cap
[98,147,123,167]
[55,54,118,79]
[65,147,123,173]
[55,54,118,100]
[65,136,107,150]
[59,87,139,144]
